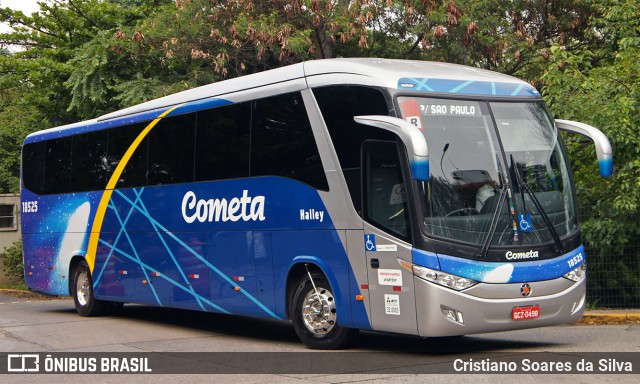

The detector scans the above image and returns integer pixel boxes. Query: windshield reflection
[398,97,578,248]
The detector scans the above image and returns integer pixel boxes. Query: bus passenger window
[195,103,250,182]
[312,85,392,214]
[147,113,196,185]
[251,92,328,190]
[109,123,149,189]
[43,136,73,194]
[70,130,108,192]
[22,141,46,194]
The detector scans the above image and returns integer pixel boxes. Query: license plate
[512,305,540,321]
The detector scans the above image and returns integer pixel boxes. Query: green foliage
[0,94,48,193]
[0,240,24,284]
[585,244,640,308]
[0,0,166,120]
[541,0,640,307]
[542,0,640,253]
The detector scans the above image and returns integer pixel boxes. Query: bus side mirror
[555,119,613,177]
[354,115,429,181]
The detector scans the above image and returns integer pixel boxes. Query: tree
[0,0,173,119]
[0,1,175,194]
[392,0,598,82]
[126,0,373,79]
[0,102,47,193]
[541,0,640,306]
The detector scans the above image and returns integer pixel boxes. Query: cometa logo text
[182,190,266,223]
[505,250,539,260]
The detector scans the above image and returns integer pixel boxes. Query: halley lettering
[182,190,265,223]
[299,208,324,222]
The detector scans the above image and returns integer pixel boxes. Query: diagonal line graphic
[511,83,526,96]
[410,77,433,91]
[131,188,205,311]
[86,105,183,273]
[450,80,475,93]
[114,189,281,320]
[97,239,229,313]
[108,189,162,306]
[93,191,146,288]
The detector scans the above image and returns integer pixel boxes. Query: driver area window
[363,141,409,240]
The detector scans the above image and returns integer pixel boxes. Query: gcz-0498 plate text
[512,305,540,321]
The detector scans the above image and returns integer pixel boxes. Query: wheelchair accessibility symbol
[364,234,377,251]
[518,213,533,233]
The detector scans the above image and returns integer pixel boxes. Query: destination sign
[418,102,481,116]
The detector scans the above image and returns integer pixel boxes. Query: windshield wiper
[510,154,564,253]
[478,184,507,259]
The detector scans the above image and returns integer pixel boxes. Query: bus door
[361,140,418,335]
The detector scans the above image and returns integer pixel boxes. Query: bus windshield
[398,97,578,248]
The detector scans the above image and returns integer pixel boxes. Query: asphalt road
[0,294,638,383]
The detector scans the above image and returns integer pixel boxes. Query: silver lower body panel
[415,277,586,337]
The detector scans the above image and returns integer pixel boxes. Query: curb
[578,310,640,325]
[0,288,67,300]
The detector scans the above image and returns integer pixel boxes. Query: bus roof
[25,58,539,143]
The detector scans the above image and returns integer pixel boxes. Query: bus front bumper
[414,276,586,337]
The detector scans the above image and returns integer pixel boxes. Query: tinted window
[195,103,250,182]
[148,113,196,185]
[43,136,73,194]
[363,141,410,239]
[23,92,331,194]
[313,86,392,213]
[110,123,148,188]
[22,141,46,194]
[251,93,328,190]
[70,130,108,192]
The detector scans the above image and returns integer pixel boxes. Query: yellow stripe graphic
[85,106,180,273]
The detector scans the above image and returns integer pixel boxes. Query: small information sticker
[400,99,423,130]
[518,213,533,233]
[376,244,398,252]
[384,294,401,315]
[364,234,377,251]
[378,269,403,286]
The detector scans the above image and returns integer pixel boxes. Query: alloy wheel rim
[301,288,337,335]
[76,271,90,307]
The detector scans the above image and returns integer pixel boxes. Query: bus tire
[290,272,357,349]
[72,260,107,317]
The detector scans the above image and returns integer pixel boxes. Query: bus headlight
[398,259,477,291]
[564,263,586,282]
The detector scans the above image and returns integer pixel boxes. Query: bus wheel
[72,260,107,317]
[291,272,357,349]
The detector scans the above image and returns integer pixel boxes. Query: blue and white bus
[21,58,613,349]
